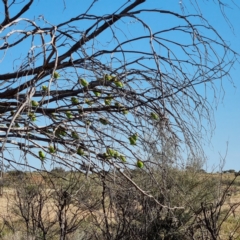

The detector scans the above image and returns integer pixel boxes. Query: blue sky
[1,0,239,171]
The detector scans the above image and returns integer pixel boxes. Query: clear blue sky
[1,0,239,171]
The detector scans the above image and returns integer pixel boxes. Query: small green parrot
[55,126,67,137]
[51,113,58,120]
[71,97,79,105]
[42,85,48,91]
[136,159,144,168]
[28,113,36,121]
[79,78,89,87]
[129,137,136,145]
[55,129,66,137]
[104,99,111,105]
[31,100,39,107]
[53,72,60,79]
[113,151,120,158]
[85,99,94,106]
[107,148,115,157]
[61,131,67,136]
[114,80,124,88]
[122,109,128,115]
[114,103,128,114]
[131,133,138,141]
[38,151,45,161]
[151,112,159,120]
[93,91,101,97]
[119,155,126,163]
[104,74,113,81]
[114,102,123,108]
[65,111,73,119]
[49,145,56,153]
[71,131,79,139]
[77,148,85,156]
[99,118,109,125]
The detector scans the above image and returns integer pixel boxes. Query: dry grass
[1,172,240,239]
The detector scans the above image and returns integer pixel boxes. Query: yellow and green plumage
[49,145,56,153]
[114,80,124,88]
[31,100,39,107]
[107,148,115,157]
[38,151,45,161]
[119,155,126,163]
[151,112,159,120]
[71,131,79,139]
[93,91,101,97]
[42,85,48,91]
[53,72,60,79]
[65,111,73,119]
[28,113,36,121]
[71,97,79,105]
[79,78,88,87]
[77,148,85,156]
[85,99,94,106]
[104,74,113,81]
[128,133,138,145]
[136,159,144,168]
[99,118,109,125]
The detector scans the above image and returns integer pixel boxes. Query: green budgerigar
[136,159,144,168]
[53,72,60,79]
[79,78,89,87]
[38,151,45,161]
[71,131,79,139]
[31,100,39,107]
[71,97,79,105]
[49,145,56,153]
